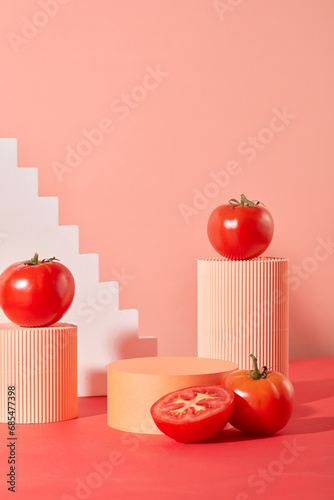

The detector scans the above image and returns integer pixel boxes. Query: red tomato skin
[152,407,233,443]
[151,386,235,443]
[224,370,295,436]
[0,260,75,327]
[207,204,274,259]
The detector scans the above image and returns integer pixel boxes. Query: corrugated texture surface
[198,258,289,376]
[0,323,77,423]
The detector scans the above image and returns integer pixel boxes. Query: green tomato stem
[23,253,39,265]
[240,194,257,206]
[41,257,59,263]
[247,354,268,380]
[228,194,266,208]
[23,253,59,266]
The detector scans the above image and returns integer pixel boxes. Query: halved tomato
[150,385,234,443]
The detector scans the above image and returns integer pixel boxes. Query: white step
[0,138,157,396]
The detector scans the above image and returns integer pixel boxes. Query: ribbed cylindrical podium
[0,323,77,423]
[198,257,289,376]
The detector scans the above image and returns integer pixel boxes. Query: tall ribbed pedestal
[0,323,77,423]
[198,258,289,376]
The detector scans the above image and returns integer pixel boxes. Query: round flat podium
[0,323,77,423]
[107,356,237,434]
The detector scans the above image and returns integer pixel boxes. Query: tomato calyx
[246,354,268,380]
[229,194,265,209]
[23,253,59,266]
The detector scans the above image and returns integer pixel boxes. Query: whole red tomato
[207,194,274,259]
[151,385,234,443]
[224,354,295,436]
[0,253,75,327]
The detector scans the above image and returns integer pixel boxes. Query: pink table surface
[0,356,333,500]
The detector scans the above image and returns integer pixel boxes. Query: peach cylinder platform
[0,323,77,423]
[198,257,289,376]
[107,356,238,434]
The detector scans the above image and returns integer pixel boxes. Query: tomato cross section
[151,386,234,443]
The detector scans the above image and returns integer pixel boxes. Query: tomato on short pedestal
[0,253,75,327]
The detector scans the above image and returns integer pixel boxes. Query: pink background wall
[1,0,333,361]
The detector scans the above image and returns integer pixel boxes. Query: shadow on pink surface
[292,378,334,404]
[283,416,334,435]
[206,415,334,444]
[78,396,107,419]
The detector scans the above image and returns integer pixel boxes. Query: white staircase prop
[0,138,157,396]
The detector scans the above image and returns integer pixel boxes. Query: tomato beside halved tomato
[224,354,295,436]
[0,253,75,327]
[150,385,234,443]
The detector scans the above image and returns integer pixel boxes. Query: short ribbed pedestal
[0,323,77,423]
[198,258,289,376]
